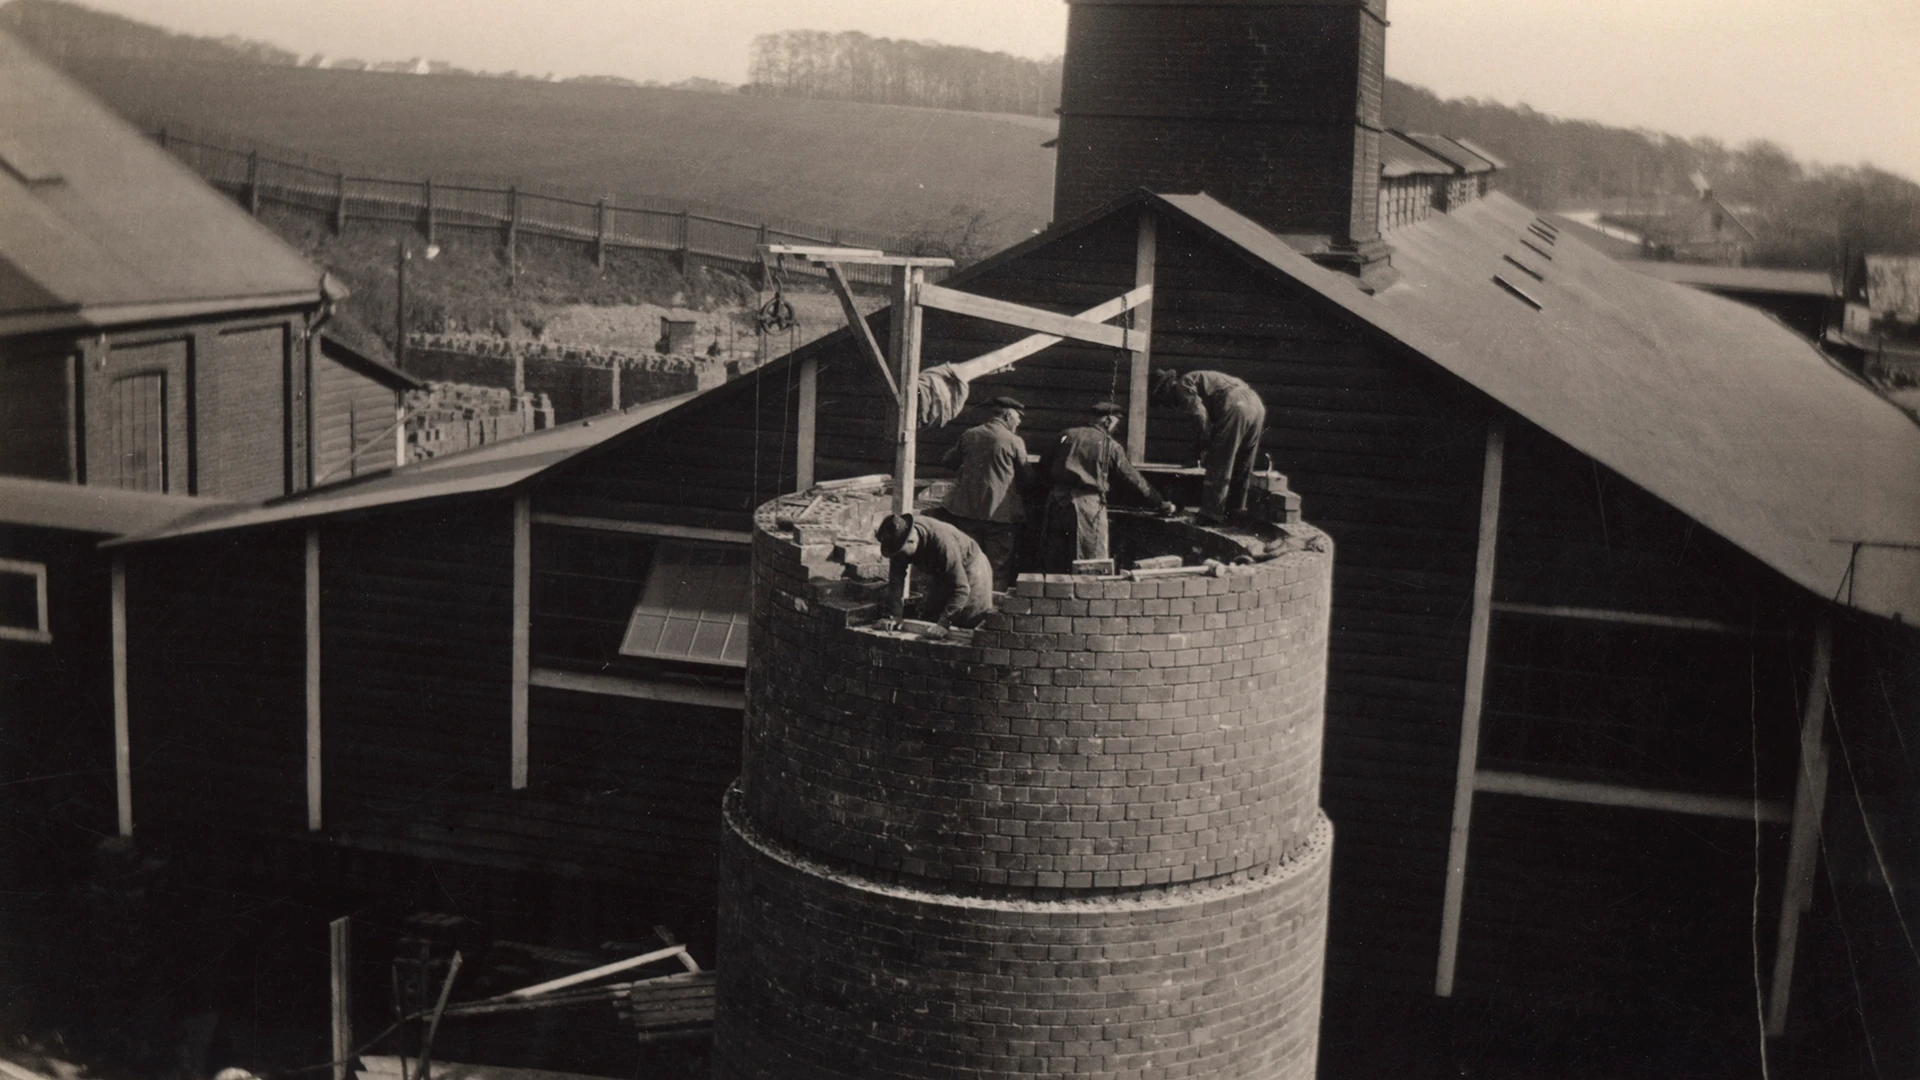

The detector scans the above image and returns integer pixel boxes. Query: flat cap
[1150,368,1181,396]
[983,396,1025,411]
[1091,400,1125,417]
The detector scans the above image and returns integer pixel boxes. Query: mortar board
[875,513,916,556]
[1090,400,1125,417]
[983,396,1025,412]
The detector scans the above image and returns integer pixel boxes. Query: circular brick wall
[743,509,1332,890]
[719,484,1334,1080]
[715,789,1333,1080]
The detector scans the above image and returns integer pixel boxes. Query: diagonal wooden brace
[822,262,897,396]
[918,283,1135,350]
[948,285,1153,383]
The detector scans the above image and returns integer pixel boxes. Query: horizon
[44,0,1920,184]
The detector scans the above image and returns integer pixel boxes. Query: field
[58,58,1058,251]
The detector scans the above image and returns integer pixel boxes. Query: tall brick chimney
[1053,0,1391,275]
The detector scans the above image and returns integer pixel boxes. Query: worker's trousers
[1201,389,1267,521]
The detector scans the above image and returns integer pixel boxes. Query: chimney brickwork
[1054,0,1389,269]
[715,487,1335,1078]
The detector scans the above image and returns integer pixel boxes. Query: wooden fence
[149,123,914,286]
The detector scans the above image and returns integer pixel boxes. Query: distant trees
[745,30,1061,117]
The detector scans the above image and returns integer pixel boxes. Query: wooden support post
[595,198,609,269]
[1767,612,1834,1037]
[796,356,817,491]
[334,172,348,235]
[112,556,131,838]
[755,224,770,289]
[330,916,352,1080]
[1436,416,1505,997]
[306,528,323,831]
[823,263,896,395]
[677,210,692,274]
[246,149,261,215]
[510,495,530,790]
[423,178,437,246]
[1128,210,1156,461]
[506,187,519,276]
[888,264,925,619]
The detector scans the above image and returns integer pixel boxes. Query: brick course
[717,486,1334,1078]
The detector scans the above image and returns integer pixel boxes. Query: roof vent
[1493,275,1543,311]
[0,141,63,187]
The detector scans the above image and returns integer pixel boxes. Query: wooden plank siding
[126,531,308,837]
[313,351,400,484]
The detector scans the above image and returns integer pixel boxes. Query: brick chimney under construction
[1053,0,1392,276]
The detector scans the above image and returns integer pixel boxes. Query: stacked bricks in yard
[715,478,1335,1078]
[404,381,546,461]
[403,332,727,425]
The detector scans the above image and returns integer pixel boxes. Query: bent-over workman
[875,513,995,635]
[1153,368,1267,523]
[1039,401,1175,572]
[940,396,1033,589]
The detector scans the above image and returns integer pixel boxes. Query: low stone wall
[403,333,728,425]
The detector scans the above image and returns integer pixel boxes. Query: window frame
[0,558,51,644]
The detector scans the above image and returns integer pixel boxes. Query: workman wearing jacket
[1153,368,1268,524]
[875,513,995,637]
[1039,401,1175,572]
[939,396,1033,589]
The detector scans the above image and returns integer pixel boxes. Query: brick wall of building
[716,484,1335,1078]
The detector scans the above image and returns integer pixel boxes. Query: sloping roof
[0,476,231,536]
[0,30,327,337]
[319,333,424,391]
[1157,191,1920,620]
[1380,131,1456,179]
[1399,132,1497,174]
[1626,261,1835,297]
[109,391,703,546]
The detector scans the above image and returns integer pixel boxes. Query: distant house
[0,30,419,500]
[1590,173,1758,264]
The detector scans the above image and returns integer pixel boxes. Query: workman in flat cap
[1039,400,1175,572]
[939,395,1033,589]
[874,512,995,638]
[1152,368,1267,524]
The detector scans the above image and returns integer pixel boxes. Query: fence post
[156,125,169,150]
[755,223,770,289]
[677,209,692,274]
[506,186,519,276]
[246,149,261,216]
[423,178,437,246]
[334,172,348,235]
[595,197,608,270]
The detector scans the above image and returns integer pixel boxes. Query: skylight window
[1493,275,1544,311]
[618,539,750,666]
[0,141,63,187]
[0,559,50,644]
[1520,237,1555,262]
[1502,254,1545,282]
[1527,223,1557,245]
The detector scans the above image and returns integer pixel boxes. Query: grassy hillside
[54,57,1058,251]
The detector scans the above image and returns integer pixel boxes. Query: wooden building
[0,30,416,501]
[96,0,1918,1074]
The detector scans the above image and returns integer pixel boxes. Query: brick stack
[715,485,1335,1078]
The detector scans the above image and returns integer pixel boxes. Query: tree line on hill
[744,30,1061,118]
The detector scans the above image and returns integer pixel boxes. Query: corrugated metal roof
[1157,191,1920,621]
[320,334,424,391]
[0,30,326,336]
[108,391,703,546]
[1380,131,1456,179]
[0,476,231,536]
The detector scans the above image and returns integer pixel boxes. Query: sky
[80,0,1920,182]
